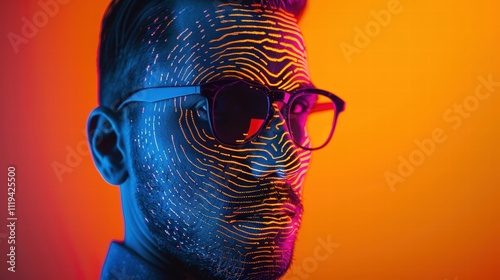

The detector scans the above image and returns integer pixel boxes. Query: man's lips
[223,182,303,222]
[225,201,301,223]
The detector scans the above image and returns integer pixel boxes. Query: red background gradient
[1,0,499,279]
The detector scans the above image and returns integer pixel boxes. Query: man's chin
[179,230,297,280]
[189,256,293,280]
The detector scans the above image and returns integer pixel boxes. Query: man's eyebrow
[287,83,315,92]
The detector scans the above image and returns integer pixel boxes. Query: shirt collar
[101,241,183,280]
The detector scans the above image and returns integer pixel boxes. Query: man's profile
[87,0,345,279]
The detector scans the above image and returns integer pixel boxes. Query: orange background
[1,0,499,279]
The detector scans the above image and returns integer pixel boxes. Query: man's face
[122,3,312,279]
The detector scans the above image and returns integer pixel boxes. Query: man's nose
[244,103,304,181]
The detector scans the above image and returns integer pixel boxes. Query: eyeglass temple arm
[117,85,201,110]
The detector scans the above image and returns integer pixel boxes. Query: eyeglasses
[115,79,345,150]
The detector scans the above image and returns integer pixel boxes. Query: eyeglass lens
[211,83,337,149]
[212,83,269,144]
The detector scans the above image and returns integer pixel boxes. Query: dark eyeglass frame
[115,79,346,150]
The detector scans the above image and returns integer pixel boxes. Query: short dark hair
[98,0,307,108]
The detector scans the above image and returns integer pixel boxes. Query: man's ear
[87,107,128,185]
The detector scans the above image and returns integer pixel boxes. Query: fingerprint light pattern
[125,3,313,279]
